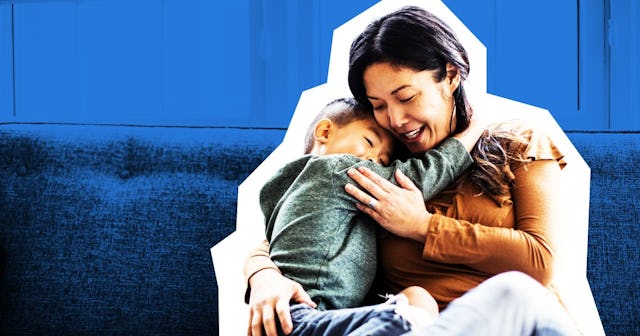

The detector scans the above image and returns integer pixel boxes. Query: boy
[256,97,481,334]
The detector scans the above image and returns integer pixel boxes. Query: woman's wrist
[248,267,282,288]
[410,212,433,243]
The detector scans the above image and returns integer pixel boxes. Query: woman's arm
[244,239,278,284]
[244,240,316,336]
[346,159,563,285]
[423,159,562,284]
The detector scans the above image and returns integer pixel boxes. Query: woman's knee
[480,271,547,304]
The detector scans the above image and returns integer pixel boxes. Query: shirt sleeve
[243,239,280,304]
[366,137,473,201]
[403,137,473,200]
[422,127,566,285]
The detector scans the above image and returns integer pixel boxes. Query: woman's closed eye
[372,96,414,110]
[373,104,386,111]
[399,95,416,103]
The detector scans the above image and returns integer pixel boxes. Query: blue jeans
[281,296,412,336]
[280,271,580,336]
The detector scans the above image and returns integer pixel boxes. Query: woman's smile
[400,126,425,143]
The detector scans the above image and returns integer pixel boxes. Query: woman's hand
[345,167,432,242]
[247,268,316,336]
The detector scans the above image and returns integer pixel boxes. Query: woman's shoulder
[468,118,567,197]
[472,93,565,159]
[489,119,565,165]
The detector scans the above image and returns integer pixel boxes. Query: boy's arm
[391,137,472,201]
[260,156,313,240]
[244,239,281,303]
[355,137,473,203]
[383,116,486,201]
[248,156,317,303]
[452,115,487,152]
[247,158,298,302]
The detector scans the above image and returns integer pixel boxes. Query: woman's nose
[388,105,409,129]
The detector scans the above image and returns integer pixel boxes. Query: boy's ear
[314,119,333,143]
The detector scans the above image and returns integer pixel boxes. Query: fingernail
[347,168,355,175]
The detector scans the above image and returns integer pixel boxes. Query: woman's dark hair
[348,6,471,134]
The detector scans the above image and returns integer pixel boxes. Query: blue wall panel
[1,0,636,131]
[0,1,13,118]
[578,0,610,130]
[249,0,379,128]
[609,0,640,129]
[9,0,255,126]
[13,2,81,120]
[494,0,578,128]
[75,0,163,124]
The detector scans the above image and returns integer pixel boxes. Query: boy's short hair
[303,97,375,154]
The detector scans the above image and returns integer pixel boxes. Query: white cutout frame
[211,1,604,334]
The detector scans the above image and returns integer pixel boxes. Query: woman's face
[363,62,459,154]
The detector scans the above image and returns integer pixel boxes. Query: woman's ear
[314,119,333,144]
[445,63,461,94]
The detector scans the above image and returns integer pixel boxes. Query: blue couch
[0,123,638,335]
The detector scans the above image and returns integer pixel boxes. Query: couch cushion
[567,131,640,336]
[0,123,285,334]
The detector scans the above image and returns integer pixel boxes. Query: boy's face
[323,117,394,165]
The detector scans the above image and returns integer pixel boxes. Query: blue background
[0,0,638,132]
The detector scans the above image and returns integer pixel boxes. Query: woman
[245,6,574,336]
